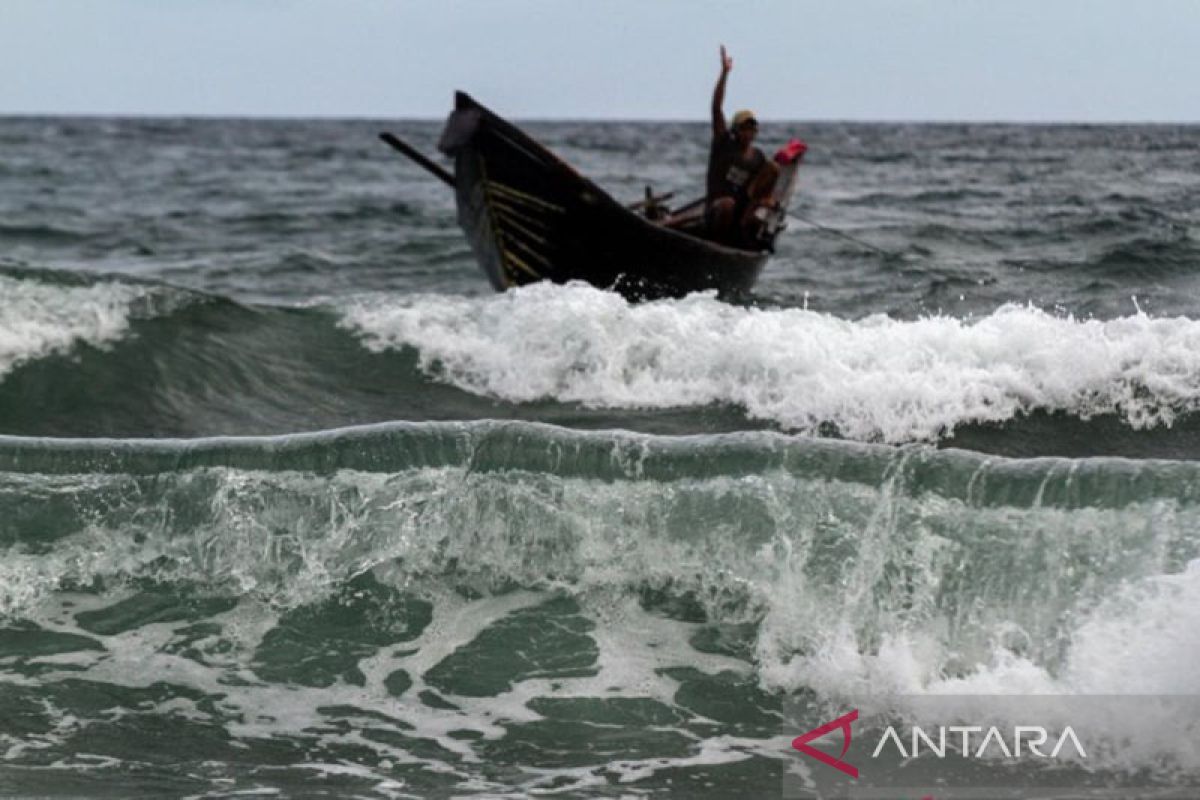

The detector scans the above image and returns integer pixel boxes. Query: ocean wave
[838,188,1005,206]
[0,270,173,382]
[0,266,372,438]
[339,283,1200,443]
[3,421,1199,695]
[1092,235,1200,278]
[11,272,1200,448]
[0,221,88,244]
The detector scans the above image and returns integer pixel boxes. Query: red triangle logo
[792,709,859,778]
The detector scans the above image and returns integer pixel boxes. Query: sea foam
[6,422,1200,776]
[0,274,148,381]
[339,282,1200,443]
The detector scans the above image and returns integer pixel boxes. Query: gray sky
[3,0,1199,122]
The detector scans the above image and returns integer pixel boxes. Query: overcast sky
[3,0,1199,122]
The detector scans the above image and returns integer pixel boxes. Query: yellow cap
[731,109,757,128]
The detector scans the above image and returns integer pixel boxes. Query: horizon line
[2,110,1200,127]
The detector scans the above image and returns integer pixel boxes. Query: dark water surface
[1,116,1199,797]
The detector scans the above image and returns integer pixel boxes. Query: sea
[2,115,1200,798]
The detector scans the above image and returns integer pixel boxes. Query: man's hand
[712,45,733,137]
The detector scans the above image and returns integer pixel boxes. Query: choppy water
[2,115,1200,798]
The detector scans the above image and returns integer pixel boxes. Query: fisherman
[706,45,780,245]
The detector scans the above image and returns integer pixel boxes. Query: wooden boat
[381,91,802,301]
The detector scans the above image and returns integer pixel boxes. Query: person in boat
[706,45,780,246]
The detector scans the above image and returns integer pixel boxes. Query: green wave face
[10,265,1200,460]
[4,421,1199,688]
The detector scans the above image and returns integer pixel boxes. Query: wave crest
[340,283,1200,442]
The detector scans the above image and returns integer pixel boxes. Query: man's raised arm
[712,45,732,139]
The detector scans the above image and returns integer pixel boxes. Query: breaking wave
[4,420,1200,695]
[340,282,1200,443]
[0,270,167,381]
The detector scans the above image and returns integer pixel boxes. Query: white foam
[8,581,778,796]
[340,282,1200,442]
[0,275,147,380]
[8,456,1200,779]
[760,557,1200,774]
[1064,557,1200,695]
[766,558,1200,700]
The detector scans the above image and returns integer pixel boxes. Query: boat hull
[438,92,769,301]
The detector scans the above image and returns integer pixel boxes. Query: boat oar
[378,132,455,188]
[787,211,896,258]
